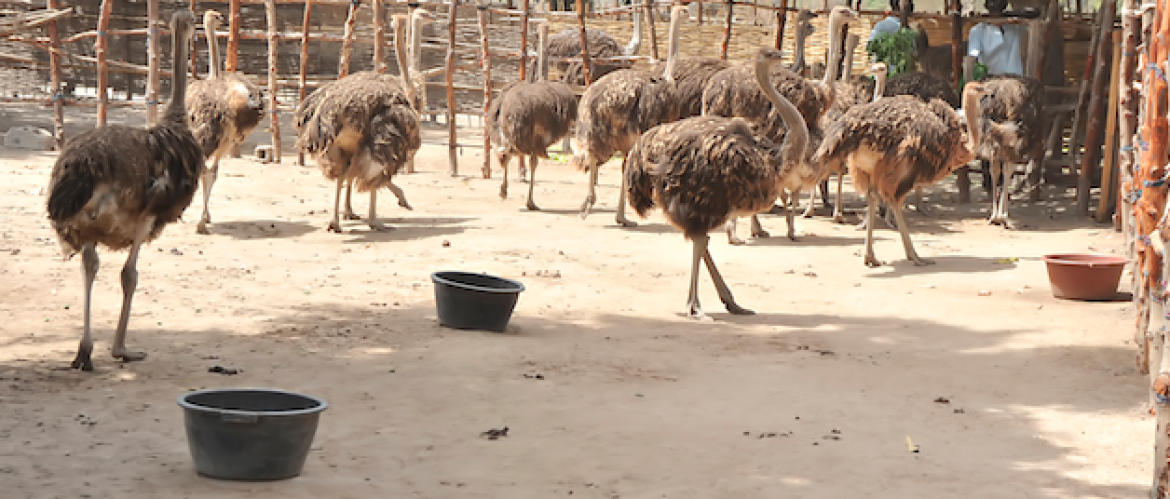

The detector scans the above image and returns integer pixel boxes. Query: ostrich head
[822,6,858,85]
[203,10,224,31]
[866,62,888,102]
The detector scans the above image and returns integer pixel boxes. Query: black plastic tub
[432,271,525,332]
[177,388,327,481]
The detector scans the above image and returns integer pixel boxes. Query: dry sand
[0,105,1152,498]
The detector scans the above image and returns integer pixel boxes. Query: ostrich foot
[728,235,747,245]
[988,215,1015,229]
[71,349,94,372]
[724,302,755,315]
[801,204,816,218]
[616,215,638,228]
[327,221,344,233]
[579,194,597,218]
[864,254,883,267]
[398,199,413,211]
[368,221,394,232]
[910,256,936,266]
[832,213,846,224]
[195,221,210,235]
[112,348,147,363]
[686,304,714,321]
[752,228,770,239]
[526,199,540,211]
[343,211,361,221]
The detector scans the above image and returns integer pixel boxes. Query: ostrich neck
[624,10,642,56]
[206,21,221,79]
[167,26,192,123]
[822,16,845,85]
[395,21,416,104]
[963,92,982,153]
[664,7,682,82]
[755,58,808,164]
[871,72,886,102]
[538,26,549,81]
[410,15,425,72]
[841,36,857,82]
[793,23,807,69]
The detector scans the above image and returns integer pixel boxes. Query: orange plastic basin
[1040,253,1128,301]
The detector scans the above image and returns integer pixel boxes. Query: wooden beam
[446,0,459,176]
[297,0,313,166]
[265,0,282,163]
[1096,31,1122,222]
[575,0,592,83]
[46,0,64,148]
[1077,0,1115,215]
[721,0,732,60]
[477,3,493,179]
[226,0,241,71]
[145,0,159,126]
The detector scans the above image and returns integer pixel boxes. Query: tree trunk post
[520,0,530,82]
[227,0,242,72]
[338,0,360,78]
[145,0,160,126]
[1078,0,1116,216]
[646,1,659,60]
[46,0,65,148]
[722,0,733,60]
[775,0,787,51]
[477,3,493,179]
[297,0,314,166]
[95,0,113,127]
[575,0,593,83]
[446,0,460,176]
[264,0,282,164]
[373,0,386,73]
[1096,32,1123,222]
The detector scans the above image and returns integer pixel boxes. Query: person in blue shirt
[868,0,912,43]
[966,0,1027,76]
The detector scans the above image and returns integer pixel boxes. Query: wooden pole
[1068,14,1102,193]
[1096,32,1123,222]
[189,0,197,79]
[775,0,787,51]
[446,0,459,176]
[575,0,593,83]
[722,0,733,60]
[46,0,64,148]
[477,3,493,179]
[950,0,961,90]
[265,0,282,163]
[95,0,113,127]
[373,0,386,73]
[338,0,361,78]
[145,0,160,126]
[1119,0,1144,252]
[1148,1,1170,494]
[645,1,658,60]
[520,0,530,82]
[297,0,313,166]
[1078,0,1115,216]
[227,0,242,72]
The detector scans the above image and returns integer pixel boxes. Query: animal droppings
[480,427,509,440]
[208,365,239,375]
[934,397,950,404]
[441,240,451,247]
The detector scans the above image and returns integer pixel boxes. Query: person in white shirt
[966,0,1027,75]
[868,0,912,44]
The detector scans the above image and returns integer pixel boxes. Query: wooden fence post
[145,0,159,126]
[575,0,593,83]
[338,0,361,78]
[1146,2,1170,497]
[264,0,282,163]
[95,0,113,127]
[1096,32,1123,222]
[297,0,313,166]
[950,0,961,90]
[1119,0,1145,259]
[520,0,530,82]
[477,3,493,179]
[1078,0,1116,216]
[46,0,65,148]
[189,0,197,79]
[227,0,241,72]
[447,0,459,176]
[721,0,733,60]
[373,0,386,73]
[645,1,659,60]
[775,0,787,51]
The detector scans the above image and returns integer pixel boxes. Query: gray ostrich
[46,10,203,371]
[186,10,266,235]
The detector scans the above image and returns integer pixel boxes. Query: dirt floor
[0,104,1153,498]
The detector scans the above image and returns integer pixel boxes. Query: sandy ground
[0,104,1153,498]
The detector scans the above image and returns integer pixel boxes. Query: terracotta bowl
[1040,253,1128,301]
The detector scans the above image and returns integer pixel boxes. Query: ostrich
[649,8,731,120]
[790,10,816,76]
[486,22,579,210]
[625,48,808,319]
[186,10,266,235]
[46,10,202,371]
[572,5,687,228]
[549,12,642,85]
[802,32,868,221]
[971,74,1047,228]
[701,5,855,243]
[813,84,988,267]
[296,14,421,233]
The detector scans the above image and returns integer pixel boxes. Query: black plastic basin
[178,388,327,481]
[432,271,525,332]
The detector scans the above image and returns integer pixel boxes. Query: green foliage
[959,63,989,89]
[865,28,918,77]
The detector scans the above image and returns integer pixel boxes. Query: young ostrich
[626,48,808,319]
[46,10,203,371]
[186,10,266,234]
[572,5,687,228]
[549,14,642,86]
[813,84,988,267]
[649,8,731,120]
[701,5,855,243]
[789,10,816,76]
[296,14,421,233]
[486,23,579,210]
[803,32,868,221]
[971,75,1047,228]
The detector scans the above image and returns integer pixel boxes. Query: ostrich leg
[862,186,881,267]
[989,160,1014,228]
[700,235,754,315]
[72,244,99,371]
[195,156,219,234]
[328,177,345,233]
[726,218,748,245]
[889,200,934,266]
[526,155,541,211]
[342,181,360,220]
[910,187,932,215]
[784,188,799,241]
[615,156,638,227]
[367,190,392,231]
[385,181,413,210]
[111,220,154,363]
[498,151,512,199]
[832,173,846,223]
[801,186,818,218]
[987,160,1002,224]
[579,161,600,218]
[750,214,769,238]
[686,235,707,318]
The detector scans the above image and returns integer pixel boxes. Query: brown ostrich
[701,5,855,243]
[648,8,731,120]
[486,22,579,210]
[572,5,687,228]
[813,84,988,267]
[46,10,203,371]
[790,10,816,76]
[625,48,808,319]
[971,74,1047,228]
[296,14,421,233]
[549,11,642,85]
[186,10,266,235]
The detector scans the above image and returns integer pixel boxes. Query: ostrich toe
[195,222,210,235]
[112,348,147,362]
[864,254,882,267]
[724,302,755,315]
[71,349,94,372]
[526,199,540,211]
[327,221,344,233]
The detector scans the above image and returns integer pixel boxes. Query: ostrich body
[186,10,266,234]
[883,70,961,108]
[972,74,1047,227]
[486,23,579,210]
[652,57,731,120]
[296,14,421,233]
[701,6,855,243]
[625,49,808,319]
[572,5,687,228]
[550,18,641,85]
[813,85,987,267]
[46,10,202,371]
